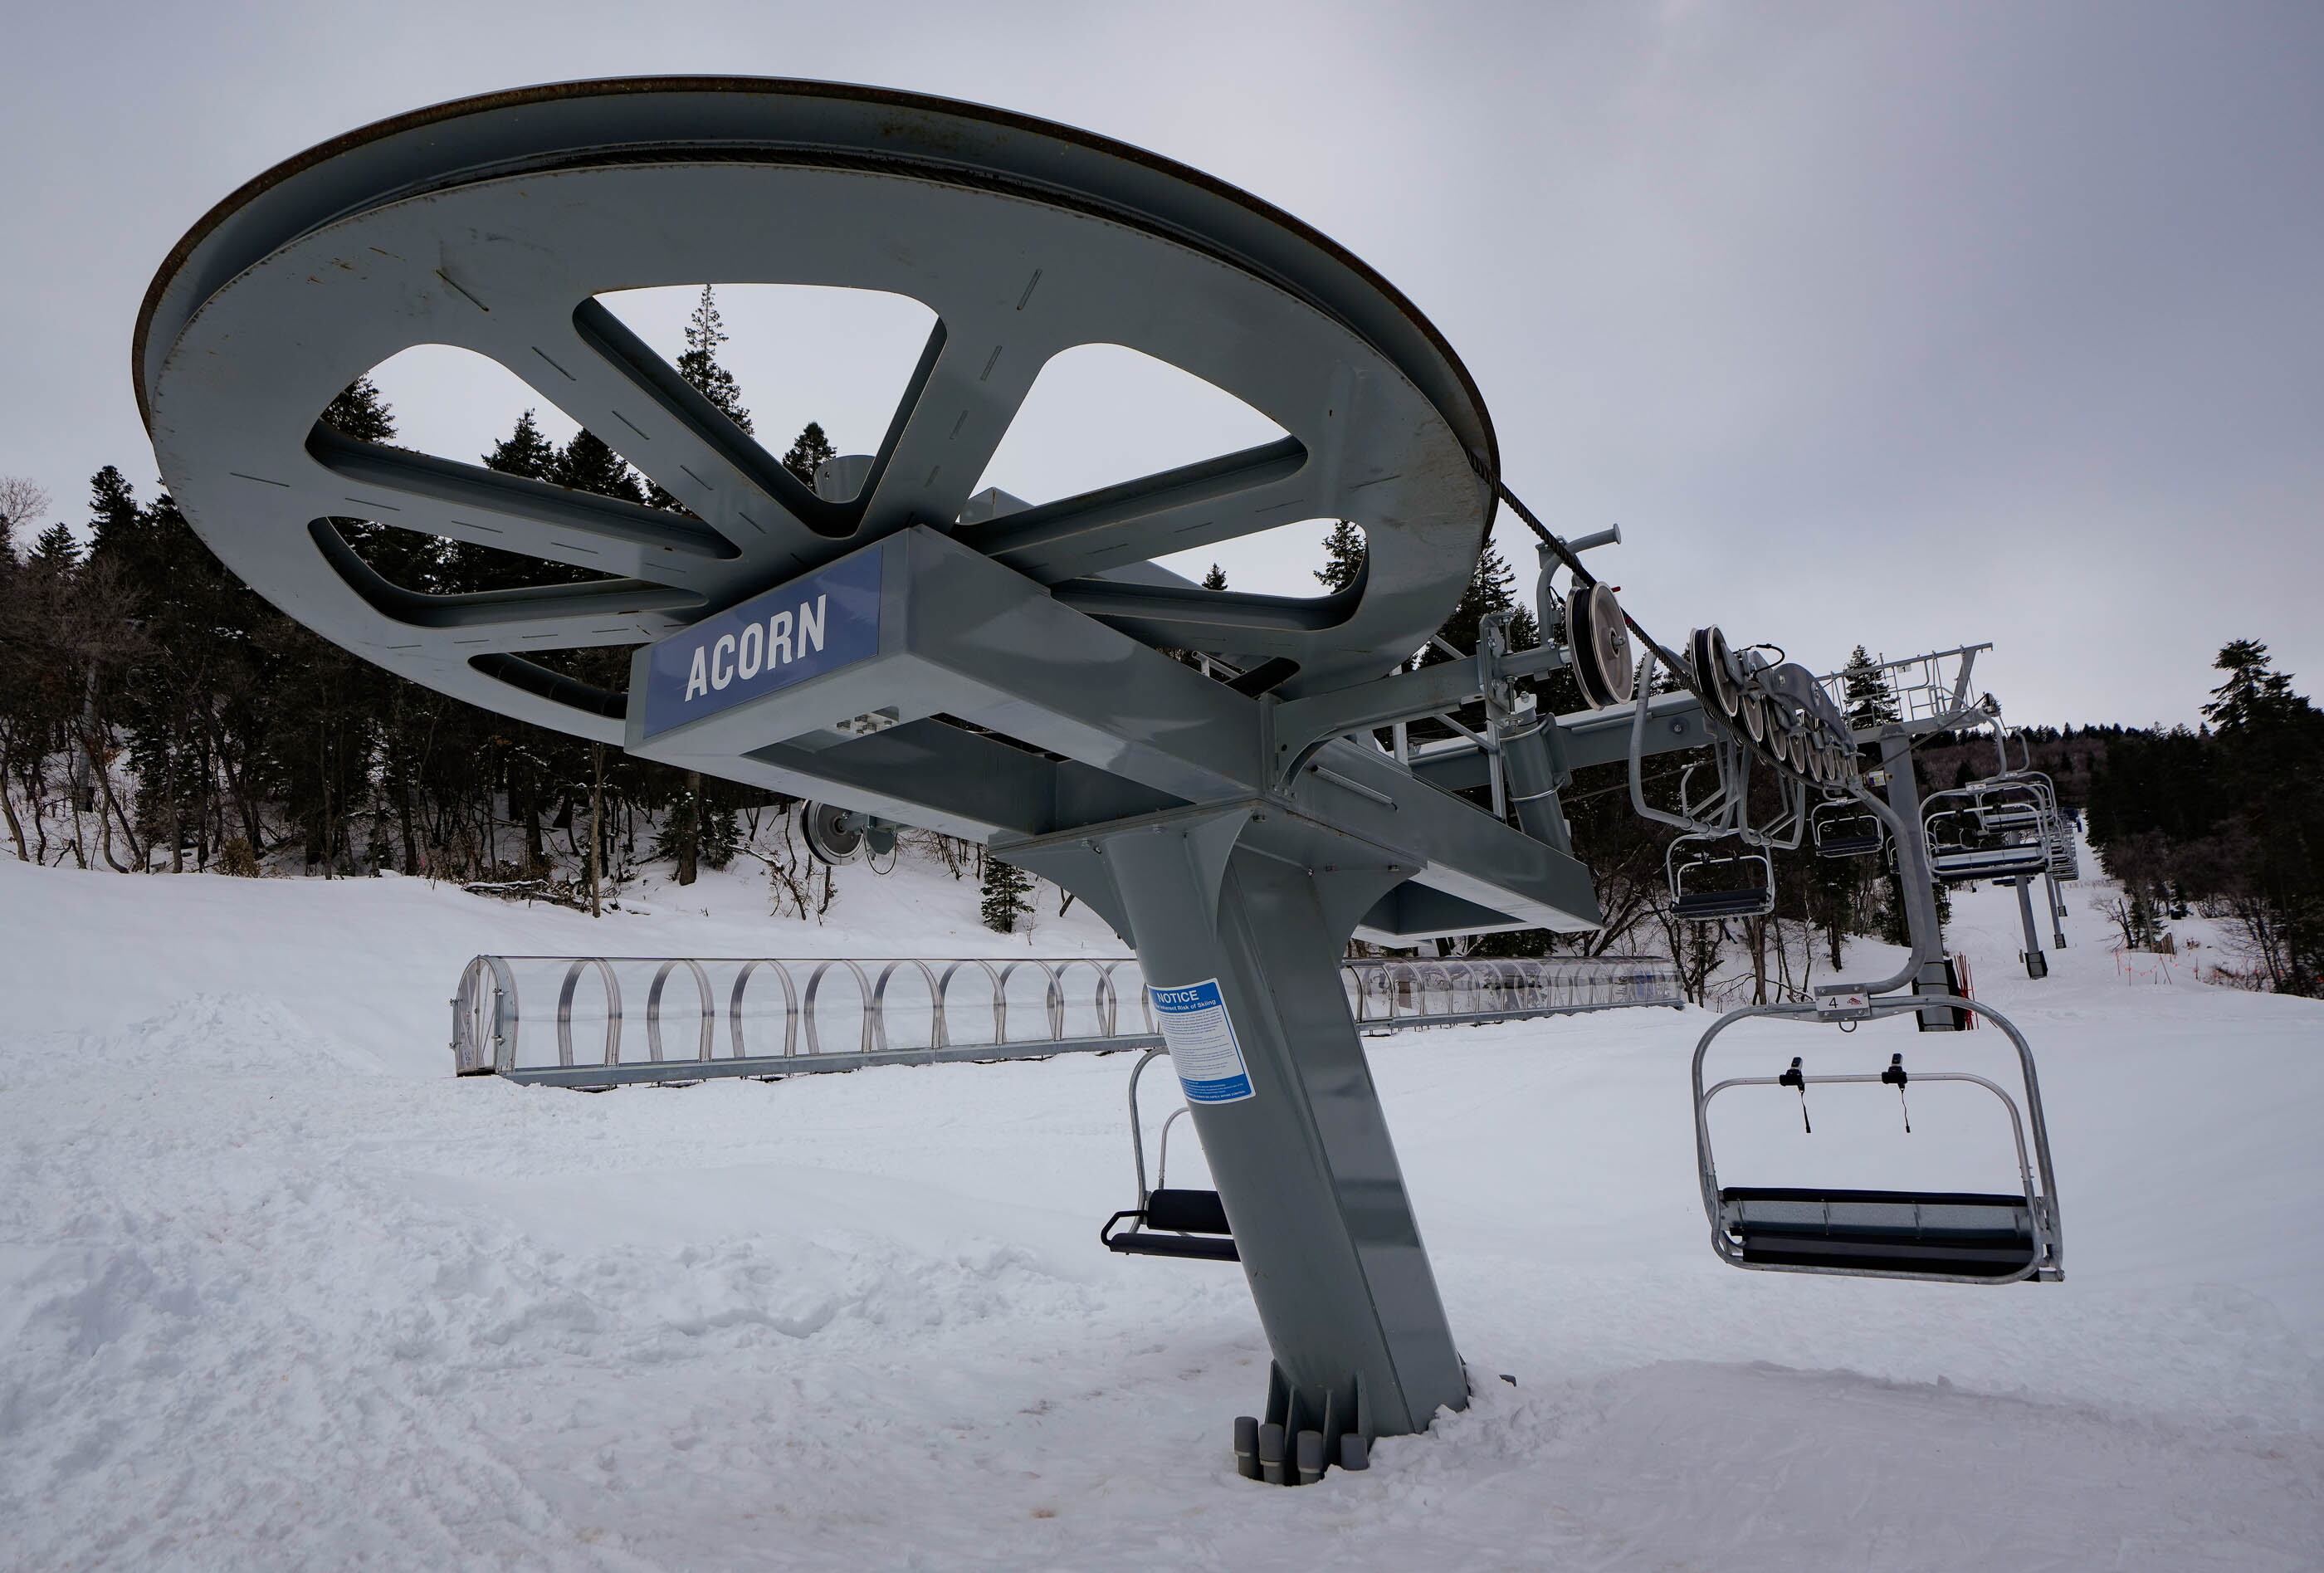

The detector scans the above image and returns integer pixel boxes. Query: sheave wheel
[1567,583,1635,710]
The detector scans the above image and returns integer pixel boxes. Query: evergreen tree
[2203,640,2311,733]
[652,776,706,884]
[1385,537,1551,745]
[1201,563,1228,591]
[782,422,839,489]
[454,410,581,591]
[1422,540,1539,668]
[676,286,754,433]
[32,524,80,569]
[85,466,140,563]
[701,801,740,870]
[482,408,557,480]
[1315,520,1365,592]
[1839,646,1900,733]
[320,377,397,444]
[979,855,1033,934]
[552,430,646,504]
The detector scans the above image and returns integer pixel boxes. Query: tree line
[2082,641,2323,994]
[19,291,2293,990]
[0,292,837,911]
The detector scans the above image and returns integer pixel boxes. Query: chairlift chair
[1668,833,1777,922]
[1922,787,2051,883]
[1101,1048,1239,1262]
[1978,801,2048,833]
[1692,1000,2063,1284]
[1810,799,1885,859]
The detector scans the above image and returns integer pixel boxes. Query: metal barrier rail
[452,954,1683,1089]
[1814,644,1992,734]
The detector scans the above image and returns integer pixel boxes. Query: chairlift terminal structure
[139,77,2071,1487]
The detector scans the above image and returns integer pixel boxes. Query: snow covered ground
[2,849,2319,1569]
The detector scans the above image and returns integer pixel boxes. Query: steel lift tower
[138,78,2063,1483]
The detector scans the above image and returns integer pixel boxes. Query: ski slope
[1,851,2319,1570]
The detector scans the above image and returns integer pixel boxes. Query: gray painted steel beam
[628,528,1602,940]
[1011,814,1469,1444]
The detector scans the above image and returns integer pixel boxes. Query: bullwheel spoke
[853,305,1048,540]
[308,427,735,586]
[557,300,845,563]
[970,437,1311,584]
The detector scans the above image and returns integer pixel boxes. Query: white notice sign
[1147,978,1255,1104]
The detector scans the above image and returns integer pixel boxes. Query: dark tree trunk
[676,770,701,886]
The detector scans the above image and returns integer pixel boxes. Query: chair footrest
[1674,891,1775,920]
[1105,1231,1241,1263]
[1931,852,2048,879]
[1734,1232,2034,1277]
[1719,1187,2040,1280]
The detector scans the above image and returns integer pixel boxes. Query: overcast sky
[3,1,2317,727]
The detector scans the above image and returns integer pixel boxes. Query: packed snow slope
[2,850,2319,1570]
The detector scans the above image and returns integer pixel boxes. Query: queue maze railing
[452,955,1685,1088]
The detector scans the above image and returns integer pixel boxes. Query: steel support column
[2014,877,2050,979]
[1878,726,1957,1026]
[1032,811,1469,1448]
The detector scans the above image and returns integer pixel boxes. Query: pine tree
[85,467,140,562]
[31,524,80,568]
[782,422,839,489]
[651,774,706,885]
[552,430,646,504]
[320,377,397,443]
[1393,539,1548,738]
[315,378,421,590]
[676,286,754,433]
[1839,646,1900,733]
[979,855,1033,934]
[1424,540,1538,665]
[701,802,740,870]
[456,409,574,589]
[481,408,557,480]
[2203,640,2311,733]
[1201,563,1228,591]
[1315,520,1365,592]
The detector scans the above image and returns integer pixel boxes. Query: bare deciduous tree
[0,476,51,549]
